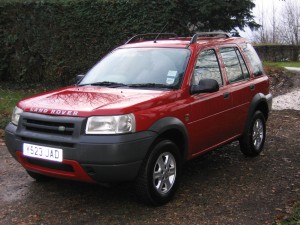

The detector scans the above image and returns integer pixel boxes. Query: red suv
[5,32,272,205]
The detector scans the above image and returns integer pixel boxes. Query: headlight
[86,114,136,134]
[11,106,23,126]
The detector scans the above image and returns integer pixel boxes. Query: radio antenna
[154,23,168,43]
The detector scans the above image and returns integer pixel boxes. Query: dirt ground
[0,70,299,225]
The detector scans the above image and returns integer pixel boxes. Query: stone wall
[254,45,300,62]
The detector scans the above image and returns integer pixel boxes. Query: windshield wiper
[79,82,176,89]
[128,83,176,89]
[79,81,127,88]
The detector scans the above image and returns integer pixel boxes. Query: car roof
[119,33,248,50]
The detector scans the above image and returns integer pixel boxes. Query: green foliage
[179,0,259,32]
[263,61,300,68]
[0,0,257,86]
[278,202,300,225]
[0,85,40,128]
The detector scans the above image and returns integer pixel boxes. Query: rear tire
[135,139,182,206]
[239,111,266,157]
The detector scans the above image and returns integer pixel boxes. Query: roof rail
[125,33,178,44]
[189,32,231,45]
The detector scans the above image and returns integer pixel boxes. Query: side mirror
[76,74,85,84]
[190,78,219,94]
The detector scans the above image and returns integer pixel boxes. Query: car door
[187,49,235,156]
[219,46,254,135]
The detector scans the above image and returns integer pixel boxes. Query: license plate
[23,143,63,162]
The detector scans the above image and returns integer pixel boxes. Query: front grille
[18,112,85,149]
[26,158,74,172]
[23,119,75,136]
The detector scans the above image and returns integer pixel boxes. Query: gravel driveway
[272,67,300,110]
[0,70,299,225]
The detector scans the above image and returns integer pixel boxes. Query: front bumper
[5,113,157,183]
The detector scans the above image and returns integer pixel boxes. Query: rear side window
[220,47,250,83]
[243,43,264,76]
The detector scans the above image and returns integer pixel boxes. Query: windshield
[79,48,191,89]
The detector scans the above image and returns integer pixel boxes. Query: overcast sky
[252,0,285,19]
[240,0,285,40]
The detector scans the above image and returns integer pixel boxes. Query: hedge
[0,0,189,86]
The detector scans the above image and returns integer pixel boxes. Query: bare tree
[271,1,278,44]
[279,0,300,45]
[251,0,299,45]
[252,1,272,43]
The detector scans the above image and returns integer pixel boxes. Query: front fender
[149,117,189,160]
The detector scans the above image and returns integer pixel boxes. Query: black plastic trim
[244,93,272,134]
[148,117,189,160]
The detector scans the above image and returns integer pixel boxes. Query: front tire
[26,170,52,182]
[239,111,266,157]
[135,139,182,206]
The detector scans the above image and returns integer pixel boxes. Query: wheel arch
[148,117,189,162]
[244,93,271,133]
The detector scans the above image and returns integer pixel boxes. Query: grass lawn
[263,61,300,68]
[0,88,38,128]
[279,202,300,225]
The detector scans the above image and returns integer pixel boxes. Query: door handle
[250,84,255,91]
[223,92,230,99]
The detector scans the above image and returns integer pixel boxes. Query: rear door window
[220,47,250,83]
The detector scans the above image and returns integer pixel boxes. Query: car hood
[18,86,178,117]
